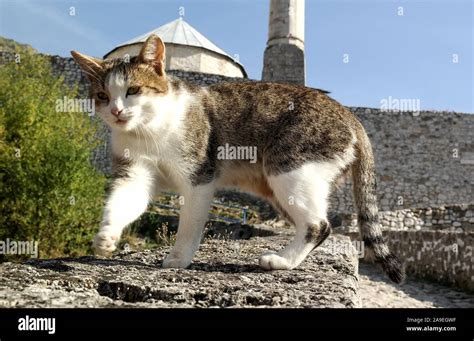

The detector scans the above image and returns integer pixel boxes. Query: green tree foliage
[0,48,106,259]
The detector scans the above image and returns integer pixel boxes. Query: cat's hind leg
[260,162,334,270]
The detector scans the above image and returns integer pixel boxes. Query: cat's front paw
[93,229,120,257]
[259,251,292,270]
[162,254,192,269]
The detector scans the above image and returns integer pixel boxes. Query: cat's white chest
[112,131,157,160]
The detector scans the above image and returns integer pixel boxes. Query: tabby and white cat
[71,35,404,283]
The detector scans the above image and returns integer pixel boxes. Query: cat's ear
[70,51,103,82]
[138,34,166,76]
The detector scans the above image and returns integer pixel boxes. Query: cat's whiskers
[134,122,143,157]
[139,125,150,156]
[143,125,161,156]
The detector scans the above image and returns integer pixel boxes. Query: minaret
[262,0,305,85]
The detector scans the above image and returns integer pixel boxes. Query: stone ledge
[0,232,360,308]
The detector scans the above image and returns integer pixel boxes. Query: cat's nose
[111,108,123,117]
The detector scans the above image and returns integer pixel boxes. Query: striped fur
[352,127,405,283]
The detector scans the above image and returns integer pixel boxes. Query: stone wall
[332,108,473,214]
[341,204,474,232]
[390,229,474,293]
[50,55,90,95]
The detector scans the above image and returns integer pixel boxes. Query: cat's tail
[351,127,405,284]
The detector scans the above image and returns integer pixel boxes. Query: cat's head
[71,35,170,132]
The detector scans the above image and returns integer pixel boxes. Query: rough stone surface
[358,263,474,308]
[0,231,360,308]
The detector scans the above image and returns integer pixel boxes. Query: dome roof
[103,18,246,76]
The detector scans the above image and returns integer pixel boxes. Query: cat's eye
[97,92,108,101]
[126,87,140,96]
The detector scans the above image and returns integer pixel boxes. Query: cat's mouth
[115,118,128,125]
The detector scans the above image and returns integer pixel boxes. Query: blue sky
[1,0,472,112]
